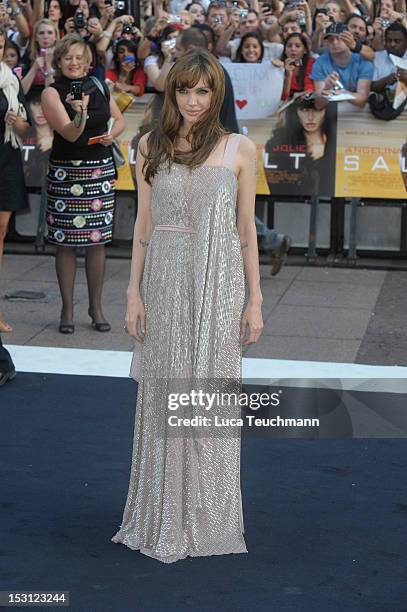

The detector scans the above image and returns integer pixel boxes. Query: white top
[373,50,407,90]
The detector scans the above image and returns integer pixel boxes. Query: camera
[214,15,224,23]
[380,17,390,28]
[168,13,181,23]
[294,58,303,67]
[116,0,125,8]
[104,0,113,5]
[74,10,87,29]
[240,8,248,18]
[70,80,83,100]
[298,11,306,25]
[123,54,135,62]
[162,38,176,50]
[122,23,135,34]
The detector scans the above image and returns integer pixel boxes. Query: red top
[105,67,147,97]
[281,57,315,101]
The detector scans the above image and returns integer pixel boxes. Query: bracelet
[101,31,112,38]
[73,110,88,128]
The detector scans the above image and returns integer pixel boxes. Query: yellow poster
[335,104,407,199]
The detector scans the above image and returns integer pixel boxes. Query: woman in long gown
[112,49,263,563]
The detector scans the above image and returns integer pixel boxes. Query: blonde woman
[112,50,263,563]
[22,18,59,95]
[41,34,125,334]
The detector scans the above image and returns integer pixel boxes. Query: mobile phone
[70,80,83,100]
[40,48,47,58]
[14,66,22,78]
[294,58,303,67]
[240,8,248,17]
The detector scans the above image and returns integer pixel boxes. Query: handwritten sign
[220,61,284,120]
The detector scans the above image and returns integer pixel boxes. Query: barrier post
[307,196,319,261]
[348,198,359,262]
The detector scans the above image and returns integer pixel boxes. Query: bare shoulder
[138,131,152,158]
[41,86,58,104]
[237,134,257,158]
[235,134,257,177]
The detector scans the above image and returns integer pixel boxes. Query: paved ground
[1,252,406,366]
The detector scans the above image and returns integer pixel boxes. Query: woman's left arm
[236,136,263,345]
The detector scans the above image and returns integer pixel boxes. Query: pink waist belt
[154,224,197,234]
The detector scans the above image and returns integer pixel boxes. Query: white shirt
[373,49,407,90]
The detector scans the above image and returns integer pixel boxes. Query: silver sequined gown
[111,134,248,563]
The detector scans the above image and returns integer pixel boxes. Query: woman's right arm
[41,86,89,143]
[22,59,41,95]
[126,133,153,342]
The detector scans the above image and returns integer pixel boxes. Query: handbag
[90,76,126,167]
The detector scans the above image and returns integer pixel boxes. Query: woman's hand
[125,295,146,343]
[64,17,76,33]
[120,58,135,72]
[35,56,45,72]
[284,58,297,73]
[87,17,103,37]
[65,92,90,114]
[240,302,263,345]
[100,133,114,146]
[161,40,177,61]
[5,109,18,126]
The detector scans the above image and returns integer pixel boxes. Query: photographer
[372,22,407,91]
[280,32,315,99]
[41,34,125,334]
[21,18,59,95]
[105,38,147,95]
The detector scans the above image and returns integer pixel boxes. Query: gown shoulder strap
[222,133,241,170]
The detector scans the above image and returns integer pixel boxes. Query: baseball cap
[324,22,349,38]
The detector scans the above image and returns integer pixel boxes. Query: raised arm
[41,86,90,143]
[236,136,263,345]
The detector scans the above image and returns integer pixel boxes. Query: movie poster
[334,103,407,199]
[21,94,407,199]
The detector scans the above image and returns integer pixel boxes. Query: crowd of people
[1,0,407,382]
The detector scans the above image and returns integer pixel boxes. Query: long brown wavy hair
[142,49,228,185]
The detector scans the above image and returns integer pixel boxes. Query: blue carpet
[0,374,406,611]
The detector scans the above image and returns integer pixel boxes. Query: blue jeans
[255,216,279,251]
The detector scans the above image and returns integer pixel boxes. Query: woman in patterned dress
[42,34,125,333]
